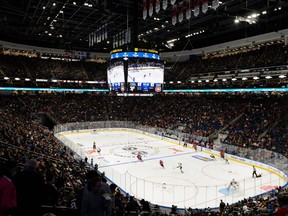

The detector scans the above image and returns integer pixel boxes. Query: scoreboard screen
[107,60,125,91]
[127,58,164,92]
[111,51,160,60]
[107,48,164,94]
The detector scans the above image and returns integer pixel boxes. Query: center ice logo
[110,144,159,158]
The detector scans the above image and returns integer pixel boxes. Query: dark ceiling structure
[0,0,288,53]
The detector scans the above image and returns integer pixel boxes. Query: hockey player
[252,165,257,178]
[183,140,188,147]
[193,143,197,152]
[225,157,229,164]
[137,154,143,162]
[210,154,216,160]
[177,163,184,173]
[228,179,238,191]
[97,147,101,154]
[93,141,96,150]
[256,173,262,178]
[159,160,164,168]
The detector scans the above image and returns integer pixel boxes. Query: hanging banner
[115,34,118,47]
[96,28,100,43]
[178,1,183,23]
[162,0,168,10]
[172,5,177,25]
[149,0,154,17]
[122,31,125,45]
[93,31,96,45]
[143,0,148,19]
[127,28,131,43]
[101,27,105,41]
[193,0,200,17]
[112,35,115,49]
[211,0,219,10]
[155,0,161,13]
[170,0,176,5]
[202,0,208,14]
[186,0,191,20]
[194,5,200,17]
[88,34,92,47]
[120,32,123,46]
[104,23,108,40]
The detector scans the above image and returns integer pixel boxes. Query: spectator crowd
[0,93,287,216]
[0,40,288,216]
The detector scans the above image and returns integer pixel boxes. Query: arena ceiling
[0,0,288,53]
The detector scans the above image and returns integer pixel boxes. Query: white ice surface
[57,129,287,209]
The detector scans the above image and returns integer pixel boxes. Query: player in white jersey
[225,157,229,164]
[228,179,239,191]
[210,154,216,160]
[176,163,184,173]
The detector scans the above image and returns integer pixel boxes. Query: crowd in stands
[1,41,287,90]
[165,42,288,82]
[0,41,288,216]
[0,93,288,215]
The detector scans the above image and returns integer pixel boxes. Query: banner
[96,28,101,43]
[143,0,147,20]
[186,0,191,20]
[127,28,131,43]
[170,0,176,5]
[155,0,160,13]
[149,0,154,17]
[113,35,115,49]
[162,0,168,10]
[202,0,208,14]
[115,34,118,48]
[101,27,105,41]
[211,0,219,10]
[104,23,108,40]
[178,2,183,23]
[172,5,177,25]
[93,31,96,45]
[121,31,125,45]
[193,0,200,17]
[88,34,92,47]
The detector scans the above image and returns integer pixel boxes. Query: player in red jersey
[159,160,164,168]
[137,154,143,162]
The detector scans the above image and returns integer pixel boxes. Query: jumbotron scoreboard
[107,48,164,93]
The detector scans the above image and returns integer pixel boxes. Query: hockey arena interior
[0,0,288,216]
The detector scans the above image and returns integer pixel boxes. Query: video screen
[127,58,164,92]
[107,60,125,91]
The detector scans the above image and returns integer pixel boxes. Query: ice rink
[56,129,287,209]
